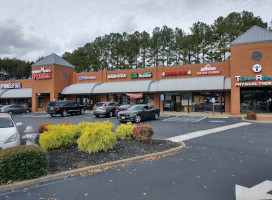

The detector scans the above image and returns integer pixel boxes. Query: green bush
[133,124,154,143]
[116,122,135,140]
[39,124,80,151]
[0,145,48,182]
[77,122,116,154]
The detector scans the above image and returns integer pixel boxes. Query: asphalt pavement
[1,113,272,199]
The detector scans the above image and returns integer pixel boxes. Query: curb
[242,116,272,124]
[0,142,186,193]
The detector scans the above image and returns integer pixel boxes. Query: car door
[142,106,149,120]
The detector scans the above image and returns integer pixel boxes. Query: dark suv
[93,102,119,118]
[47,100,85,117]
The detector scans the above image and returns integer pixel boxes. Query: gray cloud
[0,0,270,61]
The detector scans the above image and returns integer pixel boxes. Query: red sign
[32,73,51,80]
[196,70,221,75]
[126,93,143,98]
[163,71,191,77]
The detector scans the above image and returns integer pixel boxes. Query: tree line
[62,11,268,73]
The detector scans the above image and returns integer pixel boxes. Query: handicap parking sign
[211,97,215,103]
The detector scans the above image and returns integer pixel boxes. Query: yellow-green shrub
[39,124,79,151]
[77,123,116,154]
[116,122,135,140]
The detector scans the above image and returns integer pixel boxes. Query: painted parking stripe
[167,122,251,142]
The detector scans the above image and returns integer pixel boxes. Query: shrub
[247,111,257,120]
[133,124,154,143]
[116,122,135,140]
[77,123,116,154]
[38,123,53,133]
[39,124,79,151]
[0,145,48,182]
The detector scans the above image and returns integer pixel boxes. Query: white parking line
[167,122,251,142]
[163,116,207,122]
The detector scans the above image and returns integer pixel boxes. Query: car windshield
[0,117,14,128]
[128,105,144,111]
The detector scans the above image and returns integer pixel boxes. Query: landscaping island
[48,139,180,174]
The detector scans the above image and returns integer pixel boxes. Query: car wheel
[135,115,141,123]
[25,109,30,114]
[95,114,99,118]
[50,113,56,117]
[62,110,68,117]
[154,113,159,120]
[80,109,85,115]
[8,111,13,115]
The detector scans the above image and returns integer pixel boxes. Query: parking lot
[12,112,243,143]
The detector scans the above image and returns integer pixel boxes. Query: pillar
[32,93,38,112]
[231,87,240,115]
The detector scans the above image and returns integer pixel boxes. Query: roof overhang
[62,83,100,95]
[0,88,32,98]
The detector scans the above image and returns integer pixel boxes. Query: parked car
[0,113,22,149]
[46,100,85,117]
[1,105,30,115]
[118,104,160,123]
[93,102,119,118]
[115,104,132,118]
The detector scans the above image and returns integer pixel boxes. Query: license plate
[50,107,54,110]
[121,117,125,119]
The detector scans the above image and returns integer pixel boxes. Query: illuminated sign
[196,64,221,75]
[131,72,152,79]
[108,74,126,79]
[32,67,51,80]
[32,67,51,74]
[1,83,22,89]
[162,71,191,77]
[235,75,272,87]
[32,73,51,80]
[78,76,96,80]
[252,64,262,73]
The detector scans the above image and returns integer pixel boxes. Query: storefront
[0,26,271,115]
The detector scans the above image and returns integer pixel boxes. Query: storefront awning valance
[62,83,100,95]
[156,76,227,92]
[0,88,32,98]
[93,80,154,93]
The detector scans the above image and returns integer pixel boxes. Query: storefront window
[192,92,225,112]
[38,96,44,108]
[240,88,272,113]
[75,95,100,110]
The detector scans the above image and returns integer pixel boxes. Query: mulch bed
[48,139,180,174]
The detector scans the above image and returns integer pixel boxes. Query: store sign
[252,64,262,73]
[108,74,126,79]
[126,93,143,98]
[1,83,22,89]
[32,67,51,80]
[196,64,221,75]
[162,70,191,77]
[131,72,152,79]
[235,75,272,87]
[78,76,96,80]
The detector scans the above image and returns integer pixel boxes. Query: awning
[224,77,231,90]
[0,88,32,98]
[157,76,226,92]
[149,81,159,92]
[62,83,99,95]
[93,80,154,93]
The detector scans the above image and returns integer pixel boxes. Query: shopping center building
[0,25,271,115]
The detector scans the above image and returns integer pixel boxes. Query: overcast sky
[0,0,271,62]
